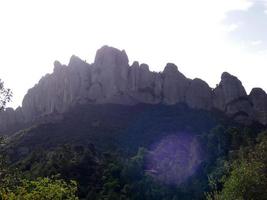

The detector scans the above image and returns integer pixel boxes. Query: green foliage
[207,133,267,200]
[0,177,78,200]
[17,144,102,199]
[11,121,266,200]
[0,138,78,200]
[95,147,186,200]
[0,136,21,192]
[0,79,12,111]
[1,178,78,200]
[220,160,266,200]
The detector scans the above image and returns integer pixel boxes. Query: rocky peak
[163,63,178,74]
[249,88,267,125]
[250,87,267,97]
[1,46,267,134]
[140,63,149,72]
[221,71,232,80]
[53,60,63,73]
[90,46,130,99]
[131,61,139,68]
[213,72,247,111]
[220,72,247,102]
[94,45,129,68]
[213,72,254,124]
[68,55,88,67]
[162,63,189,104]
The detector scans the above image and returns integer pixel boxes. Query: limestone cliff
[249,88,267,125]
[0,45,267,134]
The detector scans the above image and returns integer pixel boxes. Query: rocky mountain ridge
[1,45,267,134]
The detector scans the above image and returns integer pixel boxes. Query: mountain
[1,46,267,199]
[1,45,267,134]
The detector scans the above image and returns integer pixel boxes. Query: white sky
[1,0,267,108]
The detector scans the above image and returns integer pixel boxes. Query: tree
[0,78,12,184]
[206,133,267,200]
[0,138,79,199]
[0,79,12,111]
[0,177,78,200]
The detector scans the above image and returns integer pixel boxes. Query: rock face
[162,63,189,105]
[186,78,212,110]
[213,72,253,124]
[21,55,92,122]
[249,88,267,125]
[213,72,247,111]
[91,46,129,100]
[0,45,267,134]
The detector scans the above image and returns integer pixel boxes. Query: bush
[0,177,78,200]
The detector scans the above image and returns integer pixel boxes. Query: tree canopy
[0,79,12,111]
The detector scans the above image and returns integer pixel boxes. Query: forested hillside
[1,103,266,199]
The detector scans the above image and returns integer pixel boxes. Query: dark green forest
[0,103,266,200]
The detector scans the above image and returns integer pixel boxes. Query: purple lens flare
[145,134,204,185]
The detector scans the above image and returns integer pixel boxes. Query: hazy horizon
[1,0,267,108]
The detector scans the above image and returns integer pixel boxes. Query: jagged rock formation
[22,55,92,122]
[186,78,212,110]
[213,72,254,124]
[0,45,267,134]
[162,63,190,105]
[213,72,247,111]
[249,88,267,125]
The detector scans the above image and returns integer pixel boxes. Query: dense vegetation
[0,102,265,199]
[206,132,267,200]
[0,81,78,199]
[0,136,79,199]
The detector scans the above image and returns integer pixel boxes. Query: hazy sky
[1,0,267,108]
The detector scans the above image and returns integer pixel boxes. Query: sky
[1,0,267,108]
